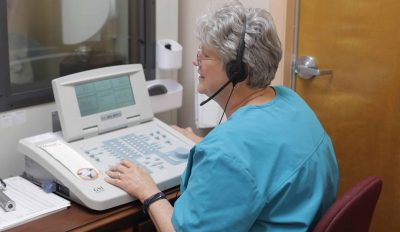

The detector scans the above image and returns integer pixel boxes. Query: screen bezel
[53,64,153,142]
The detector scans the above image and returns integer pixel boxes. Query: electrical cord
[218,84,236,125]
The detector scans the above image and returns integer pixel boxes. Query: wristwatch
[143,191,166,215]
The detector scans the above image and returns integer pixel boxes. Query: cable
[218,84,236,125]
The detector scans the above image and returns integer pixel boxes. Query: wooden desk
[8,187,180,232]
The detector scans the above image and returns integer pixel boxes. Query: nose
[193,57,199,66]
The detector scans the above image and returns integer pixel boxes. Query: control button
[174,147,190,159]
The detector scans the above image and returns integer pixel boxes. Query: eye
[202,50,213,59]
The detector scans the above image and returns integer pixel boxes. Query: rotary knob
[174,147,189,159]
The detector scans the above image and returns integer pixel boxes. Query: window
[0,0,155,112]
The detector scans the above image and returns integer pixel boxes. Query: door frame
[269,0,297,88]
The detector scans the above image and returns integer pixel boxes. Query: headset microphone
[200,79,232,106]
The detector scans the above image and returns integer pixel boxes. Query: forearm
[171,125,203,144]
[147,199,176,232]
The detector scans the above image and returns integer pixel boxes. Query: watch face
[77,168,99,180]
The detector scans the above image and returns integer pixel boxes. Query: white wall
[178,0,285,132]
[155,0,179,124]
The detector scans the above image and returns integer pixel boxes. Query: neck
[224,86,274,117]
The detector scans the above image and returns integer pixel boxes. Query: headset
[200,16,248,106]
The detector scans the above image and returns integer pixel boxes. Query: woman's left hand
[171,125,203,144]
[105,160,160,203]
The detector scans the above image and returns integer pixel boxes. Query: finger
[106,170,120,180]
[171,125,183,132]
[120,159,134,168]
[109,163,129,173]
[109,162,121,172]
[104,176,121,186]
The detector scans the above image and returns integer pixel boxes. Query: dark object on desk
[0,179,5,189]
[0,178,16,212]
[148,84,168,96]
[0,191,16,212]
[312,176,382,232]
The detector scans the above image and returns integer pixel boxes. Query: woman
[106,1,339,231]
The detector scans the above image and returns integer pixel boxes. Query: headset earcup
[226,61,247,85]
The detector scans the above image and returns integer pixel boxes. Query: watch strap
[143,191,166,215]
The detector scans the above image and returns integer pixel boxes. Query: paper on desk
[0,176,70,231]
[39,140,100,180]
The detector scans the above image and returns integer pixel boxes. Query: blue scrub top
[172,86,339,232]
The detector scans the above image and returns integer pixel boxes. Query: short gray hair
[195,0,282,88]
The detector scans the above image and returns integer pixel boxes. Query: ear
[225,60,248,85]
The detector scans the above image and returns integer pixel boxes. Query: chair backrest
[312,176,383,232]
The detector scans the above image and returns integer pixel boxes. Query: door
[292,0,400,231]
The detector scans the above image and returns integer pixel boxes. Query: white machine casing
[53,64,153,142]
[18,65,194,211]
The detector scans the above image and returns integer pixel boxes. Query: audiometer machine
[18,64,194,211]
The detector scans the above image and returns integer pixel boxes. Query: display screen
[75,76,135,116]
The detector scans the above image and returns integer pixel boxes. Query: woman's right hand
[105,160,160,203]
[171,125,203,144]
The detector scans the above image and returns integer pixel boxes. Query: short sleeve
[172,148,264,232]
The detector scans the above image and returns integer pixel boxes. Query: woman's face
[194,46,228,97]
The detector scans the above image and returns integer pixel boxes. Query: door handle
[295,56,332,80]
